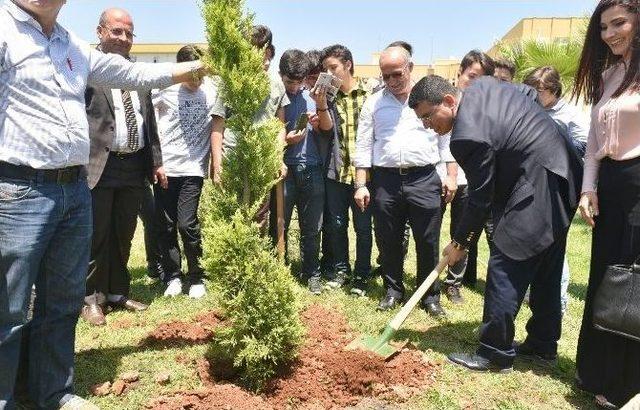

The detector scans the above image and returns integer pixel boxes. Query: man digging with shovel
[408,75,582,373]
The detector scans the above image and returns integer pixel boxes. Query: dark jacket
[451,77,583,260]
[85,86,162,189]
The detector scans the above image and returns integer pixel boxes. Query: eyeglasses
[381,64,409,82]
[101,25,136,40]
[418,106,438,125]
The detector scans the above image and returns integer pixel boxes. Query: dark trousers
[154,176,205,284]
[139,184,164,276]
[324,178,373,278]
[441,184,469,287]
[320,208,333,275]
[477,237,566,367]
[465,217,494,285]
[372,166,442,304]
[270,164,324,278]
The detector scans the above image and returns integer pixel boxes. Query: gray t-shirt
[153,77,225,177]
[223,71,290,154]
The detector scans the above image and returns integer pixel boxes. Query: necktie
[121,90,139,151]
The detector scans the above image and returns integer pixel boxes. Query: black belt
[110,150,143,159]
[374,165,434,175]
[0,161,83,184]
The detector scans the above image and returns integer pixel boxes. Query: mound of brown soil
[141,311,224,347]
[147,304,438,409]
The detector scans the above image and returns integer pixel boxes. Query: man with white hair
[0,0,205,407]
[353,46,455,317]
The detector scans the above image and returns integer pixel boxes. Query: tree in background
[199,0,304,391]
[498,37,584,96]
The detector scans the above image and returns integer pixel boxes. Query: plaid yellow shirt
[335,78,371,184]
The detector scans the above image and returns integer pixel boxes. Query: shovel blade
[345,334,402,360]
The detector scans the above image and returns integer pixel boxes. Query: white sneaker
[59,395,100,410]
[188,283,206,299]
[164,278,182,297]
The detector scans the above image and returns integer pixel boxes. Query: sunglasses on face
[381,64,409,82]
[101,25,136,40]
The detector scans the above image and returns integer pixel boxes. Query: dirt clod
[155,371,171,385]
[111,379,126,396]
[119,371,140,383]
[90,381,111,397]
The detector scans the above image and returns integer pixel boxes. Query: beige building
[487,17,588,57]
[129,43,208,63]
[125,17,587,81]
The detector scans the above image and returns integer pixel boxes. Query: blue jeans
[324,178,373,278]
[271,164,324,278]
[0,176,92,409]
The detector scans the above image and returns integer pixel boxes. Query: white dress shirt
[0,0,174,169]
[110,89,145,153]
[436,131,467,185]
[353,88,447,169]
[546,98,589,147]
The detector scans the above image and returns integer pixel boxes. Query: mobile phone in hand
[295,113,309,131]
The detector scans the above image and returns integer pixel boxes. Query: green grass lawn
[74,208,597,409]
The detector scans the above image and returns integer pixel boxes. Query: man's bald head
[99,8,132,27]
[97,8,135,57]
[379,46,411,68]
[379,46,413,98]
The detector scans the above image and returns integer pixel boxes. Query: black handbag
[592,257,640,342]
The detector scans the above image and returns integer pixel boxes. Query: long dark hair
[572,0,640,104]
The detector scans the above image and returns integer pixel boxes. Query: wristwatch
[354,182,367,190]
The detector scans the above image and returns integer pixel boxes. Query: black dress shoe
[514,341,557,365]
[448,352,512,373]
[109,297,148,312]
[423,301,447,318]
[377,295,403,311]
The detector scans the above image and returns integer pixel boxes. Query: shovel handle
[275,180,285,259]
[388,257,448,331]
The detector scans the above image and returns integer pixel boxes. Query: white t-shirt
[152,77,225,177]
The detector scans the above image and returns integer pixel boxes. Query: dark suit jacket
[85,87,162,189]
[450,77,583,261]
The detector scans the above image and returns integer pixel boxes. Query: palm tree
[498,37,584,97]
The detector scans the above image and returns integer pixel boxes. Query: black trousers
[441,184,469,287]
[372,166,442,304]
[86,152,146,304]
[576,157,640,406]
[154,176,204,284]
[464,217,495,286]
[477,237,566,367]
[139,184,164,275]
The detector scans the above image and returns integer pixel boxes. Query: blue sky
[59,0,596,65]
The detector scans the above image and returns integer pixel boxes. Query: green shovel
[346,257,449,359]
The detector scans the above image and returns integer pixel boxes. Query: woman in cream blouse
[572,0,640,408]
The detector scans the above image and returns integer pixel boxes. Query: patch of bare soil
[147,305,438,409]
[140,311,224,347]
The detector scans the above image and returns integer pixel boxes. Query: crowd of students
[1,0,640,408]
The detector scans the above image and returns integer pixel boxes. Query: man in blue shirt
[270,49,333,294]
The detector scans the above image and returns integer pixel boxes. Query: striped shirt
[334,78,370,184]
[0,0,174,169]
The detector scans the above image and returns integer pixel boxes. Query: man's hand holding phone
[285,113,308,145]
